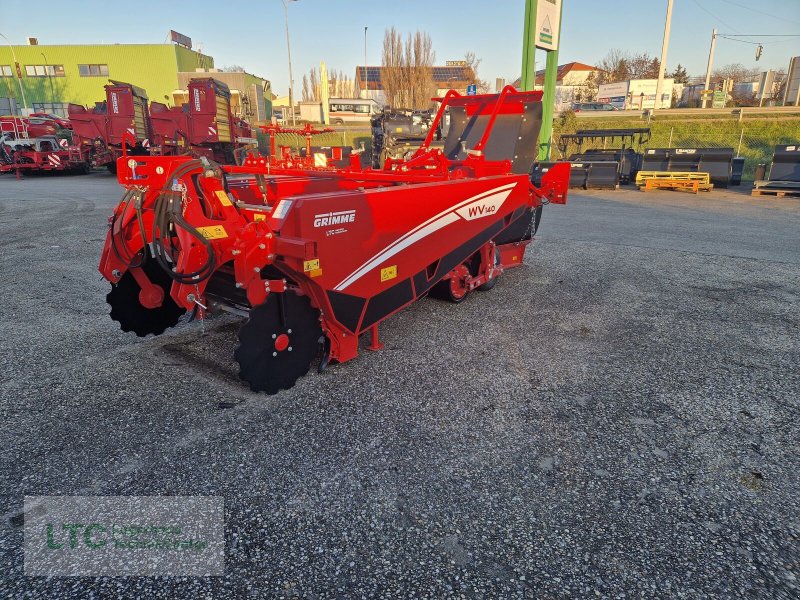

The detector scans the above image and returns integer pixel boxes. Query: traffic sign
[466,84,477,96]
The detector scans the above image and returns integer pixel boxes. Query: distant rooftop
[356,65,476,91]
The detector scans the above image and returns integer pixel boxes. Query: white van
[328,98,380,124]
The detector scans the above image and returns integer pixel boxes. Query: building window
[78,64,109,77]
[24,64,65,77]
[1,65,13,77]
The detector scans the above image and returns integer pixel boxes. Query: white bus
[299,98,381,124]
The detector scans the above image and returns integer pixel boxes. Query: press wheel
[429,264,471,304]
[234,293,322,394]
[107,258,185,337]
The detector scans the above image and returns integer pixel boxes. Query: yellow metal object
[636,171,713,194]
[380,265,398,282]
[214,190,233,206]
[196,225,228,240]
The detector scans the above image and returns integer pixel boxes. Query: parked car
[572,102,619,112]
[29,112,72,130]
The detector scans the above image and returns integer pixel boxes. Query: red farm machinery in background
[69,80,152,173]
[259,122,361,170]
[98,86,570,393]
[149,78,256,165]
[68,78,254,173]
[0,115,87,175]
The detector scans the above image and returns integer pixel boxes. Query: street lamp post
[0,31,28,111]
[282,0,298,126]
[41,51,56,107]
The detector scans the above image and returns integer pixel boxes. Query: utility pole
[654,0,674,110]
[364,26,368,68]
[282,0,297,125]
[703,28,717,109]
[520,0,537,91]
[0,32,28,111]
[521,0,564,160]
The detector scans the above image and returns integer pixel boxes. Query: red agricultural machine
[149,78,256,164]
[69,80,152,173]
[69,78,253,173]
[99,87,570,393]
[0,116,87,175]
[260,122,360,170]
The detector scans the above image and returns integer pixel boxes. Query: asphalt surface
[1,171,798,598]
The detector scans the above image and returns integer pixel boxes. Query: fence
[553,119,800,180]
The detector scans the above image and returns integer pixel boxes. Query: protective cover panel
[327,290,366,334]
[443,102,543,174]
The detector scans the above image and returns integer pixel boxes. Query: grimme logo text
[43,523,208,551]
[314,210,356,228]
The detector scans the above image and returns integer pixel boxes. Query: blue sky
[1,0,798,95]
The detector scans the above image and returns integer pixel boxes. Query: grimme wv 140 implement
[99,87,570,393]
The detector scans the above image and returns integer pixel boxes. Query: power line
[689,0,741,33]
[719,34,800,37]
[717,35,761,46]
[714,0,800,27]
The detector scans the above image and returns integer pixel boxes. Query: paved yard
[1,173,798,598]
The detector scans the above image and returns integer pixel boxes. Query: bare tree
[597,49,630,84]
[464,51,489,93]
[301,74,311,102]
[382,27,405,107]
[381,28,436,109]
[712,63,760,83]
[307,67,320,102]
[221,64,246,73]
[408,31,436,108]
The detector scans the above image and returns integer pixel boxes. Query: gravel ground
[0,172,798,598]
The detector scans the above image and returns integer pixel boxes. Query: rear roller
[234,293,322,394]
[429,263,471,303]
[106,258,186,337]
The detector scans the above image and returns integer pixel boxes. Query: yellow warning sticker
[303,259,320,272]
[380,265,397,282]
[214,190,233,207]
[252,213,266,221]
[196,225,228,240]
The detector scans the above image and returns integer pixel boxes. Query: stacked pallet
[636,171,713,194]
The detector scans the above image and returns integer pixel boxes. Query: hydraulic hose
[148,159,219,284]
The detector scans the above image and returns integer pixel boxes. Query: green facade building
[0,43,214,112]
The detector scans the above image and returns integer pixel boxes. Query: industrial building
[0,36,271,121]
[355,63,476,105]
